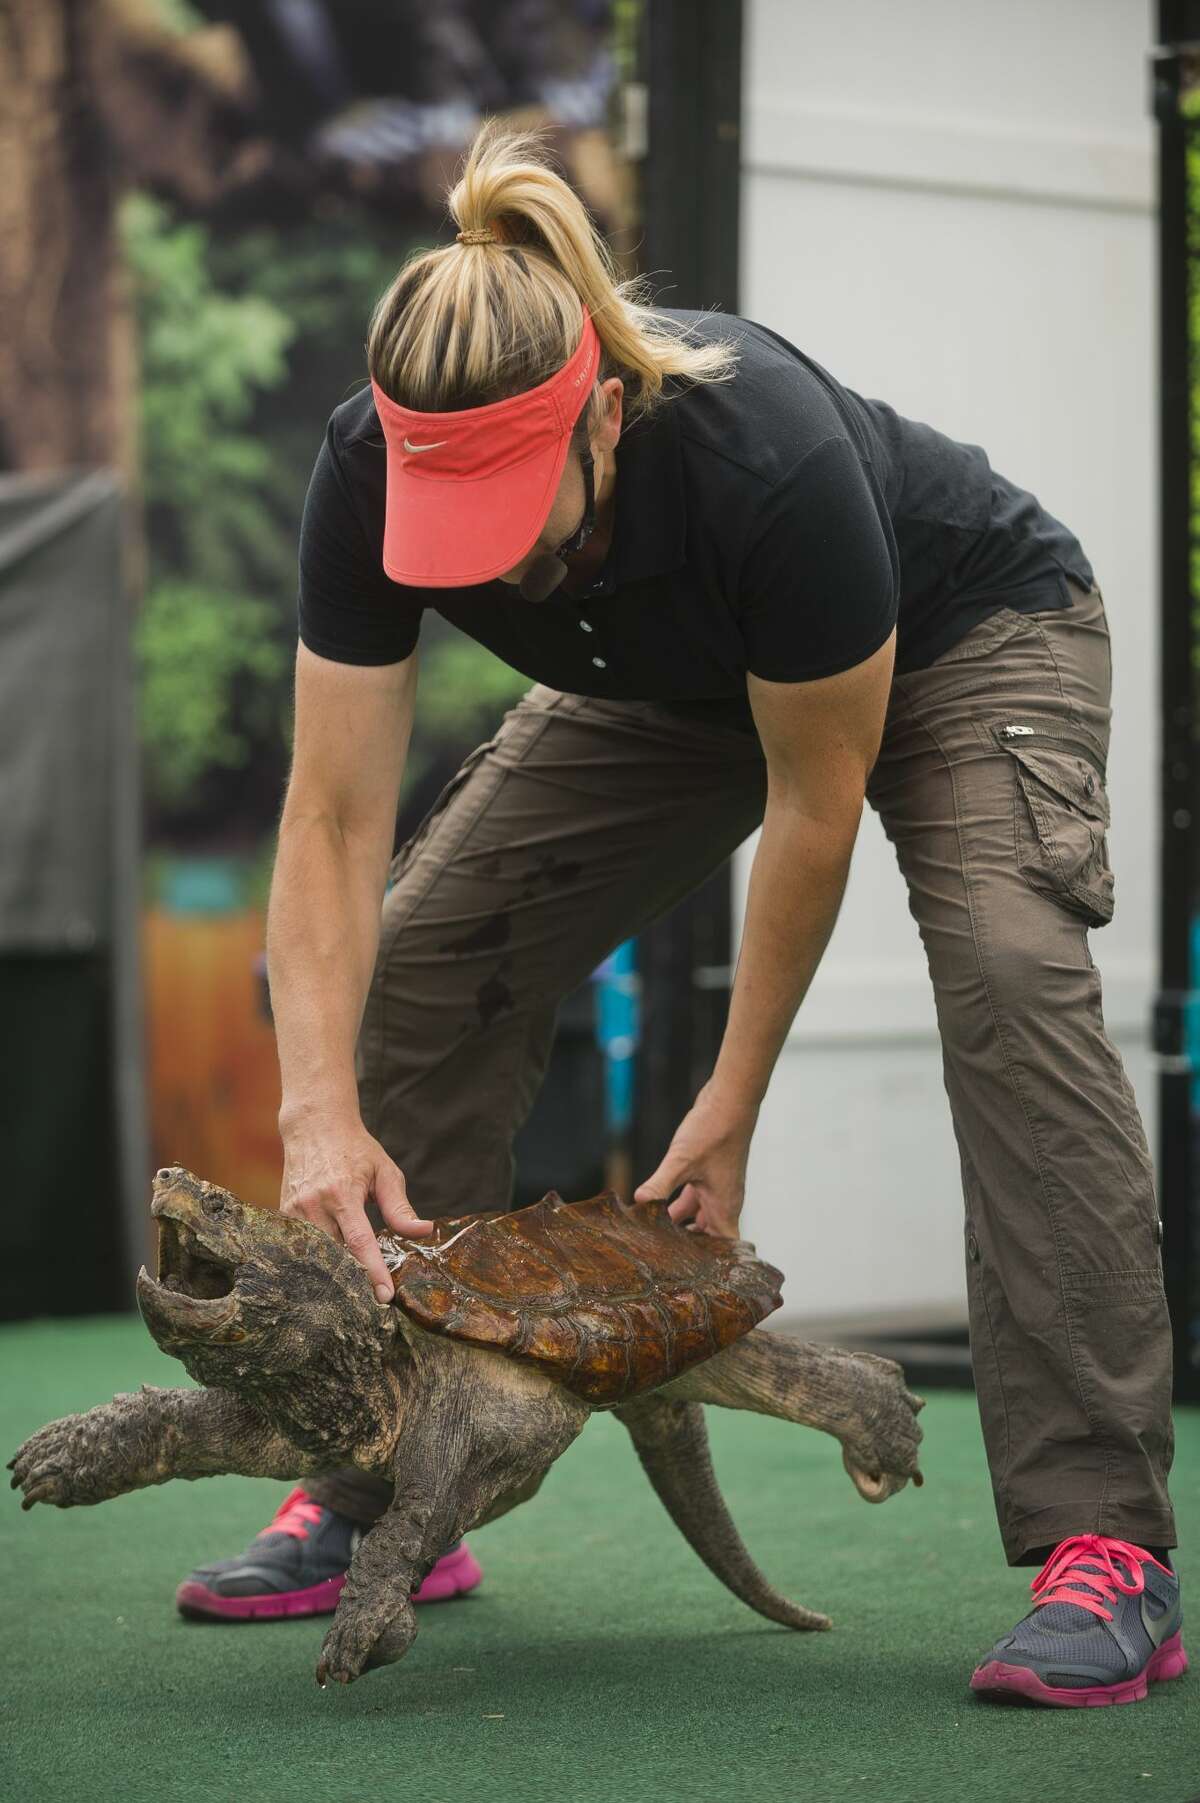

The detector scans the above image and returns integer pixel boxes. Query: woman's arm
[713,630,896,1105]
[268,642,434,1299]
[635,630,896,1233]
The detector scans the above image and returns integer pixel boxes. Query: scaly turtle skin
[9,1168,924,1689]
[379,1189,784,1404]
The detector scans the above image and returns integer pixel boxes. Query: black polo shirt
[297,309,1093,720]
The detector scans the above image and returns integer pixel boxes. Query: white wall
[738,0,1158,1324]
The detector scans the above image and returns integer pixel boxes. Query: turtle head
[136,1167,399,1459]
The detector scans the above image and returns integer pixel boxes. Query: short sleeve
[737,436,898,682]
[297,419,423,665]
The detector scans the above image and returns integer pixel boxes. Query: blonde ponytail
[366,121,737,422]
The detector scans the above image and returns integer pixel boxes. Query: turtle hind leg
[615,1392,831,1631]
[662,1329,925,1502]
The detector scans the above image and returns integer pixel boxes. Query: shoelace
[256,1489,466,1563]
[1031,1534,1152,1622]
[258,1486,324,1542]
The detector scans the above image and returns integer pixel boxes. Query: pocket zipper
[995,721,1106,764]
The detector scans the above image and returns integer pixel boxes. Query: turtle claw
[315,1615,377,1687]
[834,1354,926,1502]
[314,1656,354,1689]
[9,1402,149,1509]
[317,1594,419,1686]
[10,1416,88,1508]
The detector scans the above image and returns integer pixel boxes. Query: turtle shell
[378,1190,783,1405]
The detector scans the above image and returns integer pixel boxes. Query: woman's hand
[279,1113,434,1302]
[633,1081,759,1239]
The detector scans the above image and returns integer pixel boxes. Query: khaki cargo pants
[310,578,1177,1565]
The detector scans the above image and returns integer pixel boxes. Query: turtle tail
[613,1393,831,1631]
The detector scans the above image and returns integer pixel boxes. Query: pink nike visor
[370,309,600,588]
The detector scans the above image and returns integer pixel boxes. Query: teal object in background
[592,940,640,1137]
[155,854,248,915]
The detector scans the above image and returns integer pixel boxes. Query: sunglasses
[519,447,596,603]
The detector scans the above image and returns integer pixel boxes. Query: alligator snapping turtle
[9,1167,924,1687]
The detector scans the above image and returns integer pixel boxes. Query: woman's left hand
[633,1080,759,1239]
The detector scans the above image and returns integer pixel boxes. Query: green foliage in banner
[125,191,296,829]
[125,189,527,843]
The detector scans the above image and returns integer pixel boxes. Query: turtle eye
[203,1195,226,1218]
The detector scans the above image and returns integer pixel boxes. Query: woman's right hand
[279,1115,435,1302]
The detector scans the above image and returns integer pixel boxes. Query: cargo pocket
[990,721,1115,927]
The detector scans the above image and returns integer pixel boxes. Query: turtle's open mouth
[155,1217,237,1300]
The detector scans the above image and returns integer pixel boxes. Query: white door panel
[738,1,1156,1323]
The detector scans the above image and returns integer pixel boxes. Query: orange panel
[143,908,283,1211]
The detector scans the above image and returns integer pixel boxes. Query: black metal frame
[631,0,744,1183]
[1153,3,1200,1403]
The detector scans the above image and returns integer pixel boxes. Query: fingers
[279,1186,345,1232]
[373,1157,434,1240]
[280,1177,400,1303]
[337,1214,397,1304]
[667,1183,701,1223]
[637,1164,740,1238]
[697,1202,742,1240]
[667,1184,742,1239]
[633,1153,683,1204]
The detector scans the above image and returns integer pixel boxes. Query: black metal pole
[631,0,743,1185]
[1152,5,1200,1402]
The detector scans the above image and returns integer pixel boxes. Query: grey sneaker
[175,1486,483,1620]
[971,1534,1187,1706]
[176,1487,363,1620]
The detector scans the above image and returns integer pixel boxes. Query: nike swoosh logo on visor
[403,438,448,453]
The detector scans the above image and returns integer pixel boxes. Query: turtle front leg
[316,1347,587,1686]
[9,1385,312,1510]
[314,1499,429,1687]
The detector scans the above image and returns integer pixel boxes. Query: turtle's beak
[136,1167,247,1348]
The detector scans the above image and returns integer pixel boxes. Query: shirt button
[579,619,593,632]
[592,656,607,669]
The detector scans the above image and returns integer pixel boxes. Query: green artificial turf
[0,1316,1196,1803]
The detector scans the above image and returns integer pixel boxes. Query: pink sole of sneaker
[410,1543,484,1603]
[176,1543,483,1622]
[970,1630,1189,1707]
[176,1573,345,1621]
